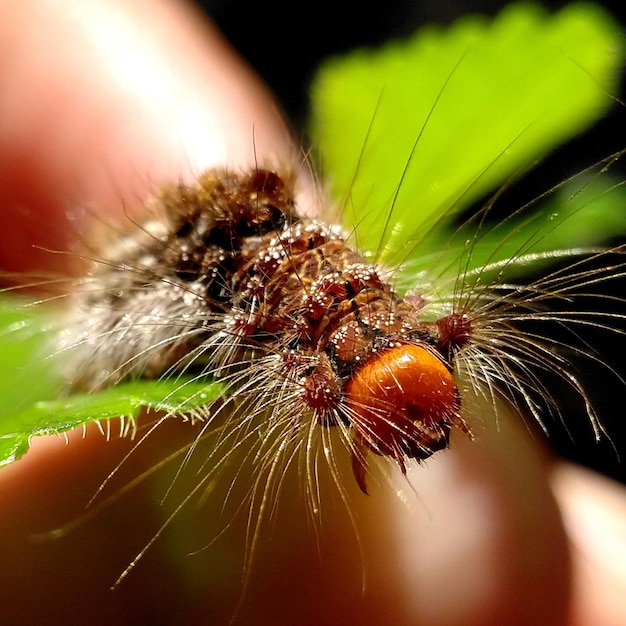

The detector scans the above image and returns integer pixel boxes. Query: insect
[59,166,474,494]
[55,147,625,496]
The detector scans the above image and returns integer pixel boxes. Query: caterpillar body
[57,158,624,505]
[60,166,474,496]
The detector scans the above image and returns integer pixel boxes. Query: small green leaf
[410,169,626,291]
[309,2,625,267]
[0,297,63,416]
[0,294,223,466]
[450,173,626,282]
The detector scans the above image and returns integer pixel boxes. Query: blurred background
[193,0,626,483]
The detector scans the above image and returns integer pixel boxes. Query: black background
[194,0,626,483]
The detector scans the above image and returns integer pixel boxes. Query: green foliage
[0,298,223,465]
[309,2,625,270]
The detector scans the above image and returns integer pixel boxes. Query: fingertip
[381,404,570,625]
[0,0,296,274]
[552,463,626,626]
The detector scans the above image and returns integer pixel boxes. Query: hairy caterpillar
[61,166,469,493]
[55,157,625,500]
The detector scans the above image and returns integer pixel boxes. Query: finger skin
[552,464,626,626]
[0,1,572,624]
[0,0,295,275]
[386,401,570,626]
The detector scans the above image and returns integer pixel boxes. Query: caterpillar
[54,150,625,497]
[58,150,626,492]
[60,166,469,493]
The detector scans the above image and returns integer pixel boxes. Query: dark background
[194,0,626,482]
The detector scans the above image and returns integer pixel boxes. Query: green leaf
[0,297,63,417]
[453,172,626,280]
[0,294,223,466]
[309,2,625,268]
[419,170,626,289]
